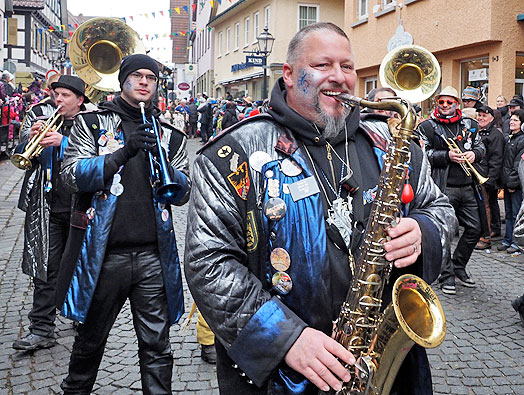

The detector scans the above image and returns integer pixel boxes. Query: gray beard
[319,114,348,141]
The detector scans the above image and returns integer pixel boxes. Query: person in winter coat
[498,109,524,253]
[185,22,456,395]
[58,54,190,394]
[221,101,239,130]
[417,86,485,295]
[474,105,505,249]
[188,98,198,138]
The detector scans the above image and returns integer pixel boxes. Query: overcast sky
[67,0,173,64]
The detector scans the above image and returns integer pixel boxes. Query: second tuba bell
[69,17,146,102]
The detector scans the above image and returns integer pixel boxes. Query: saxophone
[330,46,446,395]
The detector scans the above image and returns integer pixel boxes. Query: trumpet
[138,102,182,204]
[446,137,488,184]
[11,106,63,170]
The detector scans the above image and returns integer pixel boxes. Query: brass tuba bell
[379,45,441,103]
[69,17,146,102]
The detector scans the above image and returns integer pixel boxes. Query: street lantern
[257,26,275,55]
[256,27,275,100]
[48,47,60,65]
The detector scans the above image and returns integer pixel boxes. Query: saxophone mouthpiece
[334,93,361,108]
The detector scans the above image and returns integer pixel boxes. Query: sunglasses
[438,99,457,106]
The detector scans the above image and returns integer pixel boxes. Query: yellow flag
[175,7,180,14]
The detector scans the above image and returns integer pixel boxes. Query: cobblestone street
[0,138,523,394]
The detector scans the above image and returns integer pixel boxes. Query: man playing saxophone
[58,54,190,394]
[12,75,89,351]
[185,22,456,395]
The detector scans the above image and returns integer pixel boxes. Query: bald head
[286,22,350,66]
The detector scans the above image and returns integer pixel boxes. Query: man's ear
[283,63,294,89]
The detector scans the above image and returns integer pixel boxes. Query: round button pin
[270,248,291,272]
[264,198,287,221]
[272,271,293,294]
[249,151,273,173]
[161,209,170,222]
[110,183,124,196]
[281,158,302,177]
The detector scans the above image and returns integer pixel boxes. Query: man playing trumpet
[12,75,89,351]
[58,54,190,394]
[417,86,486,295]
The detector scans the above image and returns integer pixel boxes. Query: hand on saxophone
[284,327,355,392]
[383,217,422,268]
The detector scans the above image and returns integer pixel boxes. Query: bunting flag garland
[39,0,224,47]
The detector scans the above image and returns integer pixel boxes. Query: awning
[217,71,263,86]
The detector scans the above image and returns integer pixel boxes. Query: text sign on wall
[469,68,488,82]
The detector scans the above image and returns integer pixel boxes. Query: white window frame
[358,0,368,19]
[253,12,260,44]
[264,6,271,29]
[217,31,223,58]
[244,17,250,48]
[383,0,395,8]
[234,22,240,50]
[297,4,319,31]
[226,27,231,54]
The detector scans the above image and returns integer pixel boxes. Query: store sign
[178,82,190,91]
[245,56,265,67]
[469,68,488,82]
[231,63,252,72]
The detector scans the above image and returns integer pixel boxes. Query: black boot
[201,344,217,364]
[511,296,524,325]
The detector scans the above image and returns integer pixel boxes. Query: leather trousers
[28,212,69,338]
[440,185,482,284]
[61,251,172,394]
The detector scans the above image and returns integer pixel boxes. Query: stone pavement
[0,138,523,394]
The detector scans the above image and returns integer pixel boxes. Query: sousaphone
[69,17,146,102]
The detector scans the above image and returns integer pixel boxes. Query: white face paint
[120,68,157,107]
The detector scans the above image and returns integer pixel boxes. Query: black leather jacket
[501,130,524,189]
[417,116,485,190]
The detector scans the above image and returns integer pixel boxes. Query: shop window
[516,53,524,96]
[365,77,377,98]
[460,57,489,102]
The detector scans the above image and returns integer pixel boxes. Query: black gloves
[125,124,158,157]
[103,124,158,182]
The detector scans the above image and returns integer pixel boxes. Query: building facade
[209,0,344,100]
[190,0,214,98]
[346,0,524,110]
[7,0,67,84]
[170,0,190,64]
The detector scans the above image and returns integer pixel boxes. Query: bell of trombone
[69,17,145,100]
[379,45,441,103]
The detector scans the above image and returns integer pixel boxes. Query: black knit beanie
[118,54,159,89]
